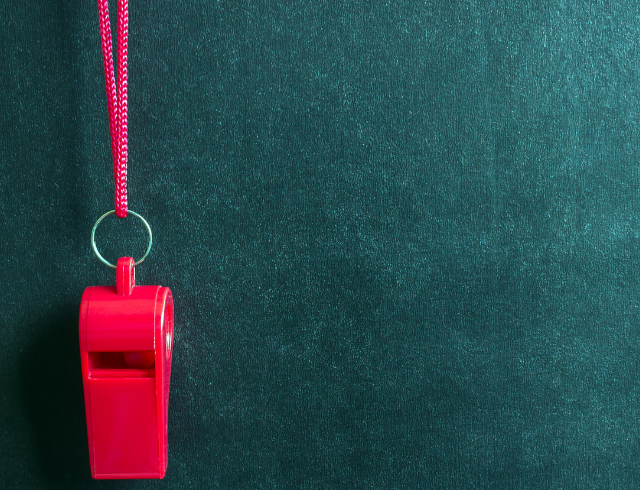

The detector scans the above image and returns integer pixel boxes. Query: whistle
[79,257,173,479]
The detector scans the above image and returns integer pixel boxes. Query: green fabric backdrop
[2,1,640,488]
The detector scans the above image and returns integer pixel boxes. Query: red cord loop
[98,0,128,218]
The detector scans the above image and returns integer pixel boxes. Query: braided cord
[98,0,129,218]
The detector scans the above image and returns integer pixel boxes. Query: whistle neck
[116,257,135,296]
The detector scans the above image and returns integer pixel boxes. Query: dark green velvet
[2,1,640,488]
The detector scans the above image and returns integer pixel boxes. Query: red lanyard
[98,0,129,218]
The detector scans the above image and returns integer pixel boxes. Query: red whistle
[79,257,174,479]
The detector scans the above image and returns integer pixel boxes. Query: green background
[2,1,640,488]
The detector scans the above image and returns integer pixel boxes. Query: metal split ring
[91,210,153,268]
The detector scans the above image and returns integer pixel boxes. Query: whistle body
[79,257,173,479]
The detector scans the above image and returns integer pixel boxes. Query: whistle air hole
[124,351,155,369]
[88,351,155,370]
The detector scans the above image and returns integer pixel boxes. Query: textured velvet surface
[3,1,640,488]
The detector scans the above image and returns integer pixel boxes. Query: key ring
[91,209,153,268]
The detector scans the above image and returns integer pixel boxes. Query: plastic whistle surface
[79,257,174,479]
